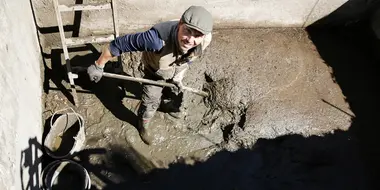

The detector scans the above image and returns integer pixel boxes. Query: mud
[42,27,354,189]
[204,78,248,110]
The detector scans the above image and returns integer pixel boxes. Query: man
[87,6,213,145]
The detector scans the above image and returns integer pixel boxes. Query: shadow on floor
[44,45,142,128]
[67,131,366,190]
[306,0,380,188]
[30,0,141,127]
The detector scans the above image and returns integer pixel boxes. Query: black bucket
[40,160,91,190]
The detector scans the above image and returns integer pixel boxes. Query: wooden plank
[111,0,119,37]
[53,0,79,105]
[53,0,69,61]
[111,0,121,67]
[59,3,111,12]
[65,34,115,46]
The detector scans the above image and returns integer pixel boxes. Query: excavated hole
[238,108,247,129]
[222,124,235,141]
[204,73,214,82]
[203,78,243,109]
[201,78,249,143]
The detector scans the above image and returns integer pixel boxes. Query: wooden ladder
[52,0,119,106]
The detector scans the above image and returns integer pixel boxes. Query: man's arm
[95,44,114,67]
[95,28,163,68]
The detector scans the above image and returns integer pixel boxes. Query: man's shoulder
[152,20,179,41]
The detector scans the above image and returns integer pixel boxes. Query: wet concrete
[41,24,378,189]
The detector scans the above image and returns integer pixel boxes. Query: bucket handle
[50,107,83,133]
[47,160,92,190]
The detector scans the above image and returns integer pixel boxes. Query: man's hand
[172,64,188,95]
[87,62,104,83]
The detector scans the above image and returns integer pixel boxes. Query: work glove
[171,79,184,95]
[171,65,187,95]
[87,62,104,83]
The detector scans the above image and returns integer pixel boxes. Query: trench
[40,22,379,189]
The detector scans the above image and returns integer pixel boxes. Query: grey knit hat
[181,6,213,34]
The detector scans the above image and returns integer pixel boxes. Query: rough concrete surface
[40,25,370,189]
[303,0,348,26]
[31,0,328,28]
[29,0,353,52]
[0,0,43,189]
[306,0,380,27]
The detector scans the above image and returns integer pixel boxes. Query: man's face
[178,22,205,52]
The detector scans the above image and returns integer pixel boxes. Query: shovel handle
[102,72,209,97]
[182,86,209,97]
[103,72,174,87]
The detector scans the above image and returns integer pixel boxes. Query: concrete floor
[41,23,380,189]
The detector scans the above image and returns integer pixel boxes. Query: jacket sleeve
[109,28,163,56]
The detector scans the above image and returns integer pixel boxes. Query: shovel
[102,72,209,97]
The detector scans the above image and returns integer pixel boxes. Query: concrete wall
[33,0,349,28]
[0,0,42,189]
[31,0,349,49]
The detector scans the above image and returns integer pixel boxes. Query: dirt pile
[199,78,250,148]
[204,78,248,110]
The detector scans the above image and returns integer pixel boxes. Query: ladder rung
[59,3,111,12]
[65,35,115,46]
